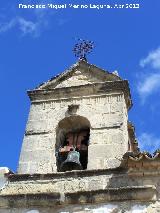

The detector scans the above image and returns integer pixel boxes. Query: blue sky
[0,0,160,172]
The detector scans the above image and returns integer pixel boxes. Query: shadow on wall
[55,115,91,172]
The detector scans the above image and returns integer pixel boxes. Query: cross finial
[73,39,94,61]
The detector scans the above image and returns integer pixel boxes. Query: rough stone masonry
[0,60,160,212]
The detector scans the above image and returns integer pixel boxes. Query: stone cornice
[7,168,126,182]
[0,186,156,208]
[28,80,132,110]
[0,167,159,208]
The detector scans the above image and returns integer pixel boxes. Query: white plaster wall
[0,168,9,190]
[1,202,160,213]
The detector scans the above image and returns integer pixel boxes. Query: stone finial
[112,70,119,76]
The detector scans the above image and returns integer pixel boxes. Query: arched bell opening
[55,116,90,172]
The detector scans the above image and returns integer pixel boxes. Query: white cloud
[0,19,16,33]
[0,17,40,37]
[0,2,68,37]
[137,47,160,102]
[140,47,160,69]
[138,132,160,153]
[137,73,160,101]
[18,17,39,36]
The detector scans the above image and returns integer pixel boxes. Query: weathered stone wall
[2,61,156,212]
[18,92,128,173]
[1,166,160,212]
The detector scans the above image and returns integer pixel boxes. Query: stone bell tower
[1,50,160,212]
[18,59,135,174]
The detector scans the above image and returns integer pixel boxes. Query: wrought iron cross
[73,39,94,61]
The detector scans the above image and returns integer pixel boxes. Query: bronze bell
[60,151,82,172]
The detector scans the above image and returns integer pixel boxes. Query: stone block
[105,158,122,169]
[18,163,29,174]
[19,150,54,164]
[26,120,49,133]
[110,102,123,113]
[88,144,127,169]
